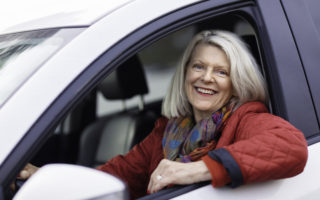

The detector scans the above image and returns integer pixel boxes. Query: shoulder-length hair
[162,30,268,118]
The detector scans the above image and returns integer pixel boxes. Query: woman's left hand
[147,159,211,193]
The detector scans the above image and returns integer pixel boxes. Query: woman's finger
[148,160,211,193]
[148,160,163,193]
[148,164,163,193]
[148,159,173,193]
[17,163,39,179]
[18,170,30,179]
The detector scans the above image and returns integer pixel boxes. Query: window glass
[0,28,84,107]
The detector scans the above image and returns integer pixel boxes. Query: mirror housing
[13,164,128,200]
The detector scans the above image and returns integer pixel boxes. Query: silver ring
[156,175,162,181]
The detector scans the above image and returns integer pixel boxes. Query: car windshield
[0,28,84,108]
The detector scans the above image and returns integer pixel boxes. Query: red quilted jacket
[97,101,308,199]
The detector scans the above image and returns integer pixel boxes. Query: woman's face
[184,43,233,122]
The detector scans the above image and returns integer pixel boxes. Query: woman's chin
[193,107,215,117]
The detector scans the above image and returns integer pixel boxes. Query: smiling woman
[95,30,308,198]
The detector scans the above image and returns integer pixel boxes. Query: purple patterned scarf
[162,104,234,162]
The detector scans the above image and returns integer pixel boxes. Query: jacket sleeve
[203,112,308,188]
[96,117,167,198]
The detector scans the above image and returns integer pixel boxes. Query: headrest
[98,56,148,100]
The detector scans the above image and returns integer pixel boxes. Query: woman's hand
[18,163,39,179]
[147,159,211,194]
[10,163,39,191]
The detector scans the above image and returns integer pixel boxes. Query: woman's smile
[195,86,217,95]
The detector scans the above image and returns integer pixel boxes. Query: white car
[1,0,320,199]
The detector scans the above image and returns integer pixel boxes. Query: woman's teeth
[196,87,215,95]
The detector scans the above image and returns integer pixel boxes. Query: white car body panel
[0,0,132,34]
[174,142,320,200]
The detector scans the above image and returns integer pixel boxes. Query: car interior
[77,55,158,167]
[26,12,265,197]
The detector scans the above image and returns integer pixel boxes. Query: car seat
[77,56,158,167]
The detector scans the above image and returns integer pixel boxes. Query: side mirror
[13,164,129,200]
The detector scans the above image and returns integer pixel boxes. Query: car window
[0,28,83,108]
[96,26,195,116]
[39,12,262,165]
[96,17,260,117]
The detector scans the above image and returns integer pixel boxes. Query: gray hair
[162,30,268,118]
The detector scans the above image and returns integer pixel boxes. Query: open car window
[28,11,264,198]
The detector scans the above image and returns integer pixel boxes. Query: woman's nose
[202,70,214,82]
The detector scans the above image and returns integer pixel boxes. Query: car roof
[0,0,133,35]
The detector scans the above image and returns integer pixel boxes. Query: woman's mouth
[195,87,216,95]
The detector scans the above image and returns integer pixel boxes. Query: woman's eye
[216,70,228,76]
[193,64,203,70]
